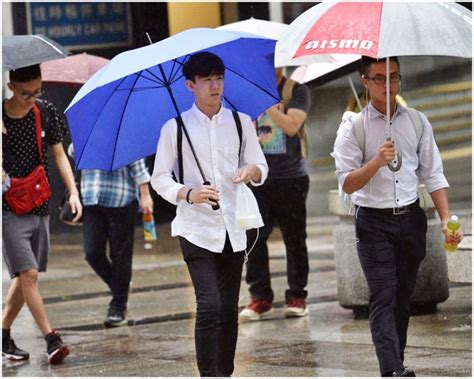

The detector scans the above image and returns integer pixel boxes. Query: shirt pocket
[219,144,240,175]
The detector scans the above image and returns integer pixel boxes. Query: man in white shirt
[333,56,463,377]
[151,52,268,377]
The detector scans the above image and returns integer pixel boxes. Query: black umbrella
[2,34,70,71]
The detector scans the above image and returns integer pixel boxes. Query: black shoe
[2,335,29,361]
[383,368,416,377]
[45,330,69,364]
[104,308,127,327]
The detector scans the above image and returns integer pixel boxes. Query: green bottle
[444,215,460,253]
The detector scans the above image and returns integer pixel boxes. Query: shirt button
[396,199,399,202]
[396,180,399,184]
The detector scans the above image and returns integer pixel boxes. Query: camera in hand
[203,181,220,210]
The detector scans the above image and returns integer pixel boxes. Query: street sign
[26,2,133,50]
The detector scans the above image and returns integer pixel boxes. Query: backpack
[348,106,424,161]
[336,106,424,214]
[175,110,242,184]
[281,78,309,158]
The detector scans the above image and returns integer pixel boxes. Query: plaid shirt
[81,159,151,208]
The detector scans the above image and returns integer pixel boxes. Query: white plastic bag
[235,183,263,230]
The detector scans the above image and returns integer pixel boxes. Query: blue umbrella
[65,28,279,170]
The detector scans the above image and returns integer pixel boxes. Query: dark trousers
[355,203,427,375]
[83,202,136,312]
[180,236,244,377]
[246,175,309,302]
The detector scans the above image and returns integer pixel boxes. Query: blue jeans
[83,202,136,312]
[355,201,427,375]
[179,236,244,377]
[245,175,309,302]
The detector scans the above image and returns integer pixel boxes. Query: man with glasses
[2,64,82,364]
[333,56,463,377]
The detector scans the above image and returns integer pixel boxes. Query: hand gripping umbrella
[2,34,70,71]
[276,1,472,171]
[65,28,279,171]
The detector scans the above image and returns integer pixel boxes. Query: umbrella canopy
[276,1,472,65]
[277,1,471,172]
[217,17,360,82]
[40,53,110,86]
[290,54,360,84]
[65,28,279,171]
[217,17,287,41]
[217,17,356,69]
[2,34,70,71]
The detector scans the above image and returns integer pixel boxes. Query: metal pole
[348,77,363,111]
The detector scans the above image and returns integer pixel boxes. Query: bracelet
[186,188,194,204]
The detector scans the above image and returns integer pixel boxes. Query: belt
[356,199,420,216]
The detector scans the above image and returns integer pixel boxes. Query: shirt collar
[367,101,405,120]
[191,102,225,125]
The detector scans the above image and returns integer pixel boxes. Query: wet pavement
[2,215,472,377]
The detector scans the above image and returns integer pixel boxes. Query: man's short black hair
[359,56,400,76]
[182,52,225,82]
[9,64,42,83]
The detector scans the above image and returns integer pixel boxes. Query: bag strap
[404,106,424,153]
[281,77,297,109]
[176,116,184,184]
[176,112,243,184]
[231,110,242,163]
[32,102,44,161]
[351,112,365,160]
[175,115,207,184]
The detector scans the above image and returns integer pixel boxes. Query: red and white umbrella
[276,1,471,65]
[277,1,471,171]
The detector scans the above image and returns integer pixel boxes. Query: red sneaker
[239,297,274,322]
[45,330,70,364]
[285,298,309,318]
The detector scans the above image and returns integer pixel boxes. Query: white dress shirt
[151,103,268,253]
[333,103,449,209]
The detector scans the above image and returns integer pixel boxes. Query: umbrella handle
[388,152,402,172]
[386,137,402,172]
[203,181,220,210]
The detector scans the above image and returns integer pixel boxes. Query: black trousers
[355,202,427,375]
[179,236,244,377]
[246,175,309,302]
[83,202,137,312]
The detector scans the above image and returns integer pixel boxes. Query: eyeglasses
[20,90,43,100]
[363,73,401,85]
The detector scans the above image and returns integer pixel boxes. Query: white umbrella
[217,17,287,41]
[290,53,360,83]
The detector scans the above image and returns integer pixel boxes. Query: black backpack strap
[175,116,184,184]
[232,110,242,163]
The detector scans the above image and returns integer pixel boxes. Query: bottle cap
[451,215,458,223]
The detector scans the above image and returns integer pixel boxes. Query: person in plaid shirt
[81,159,153,327]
